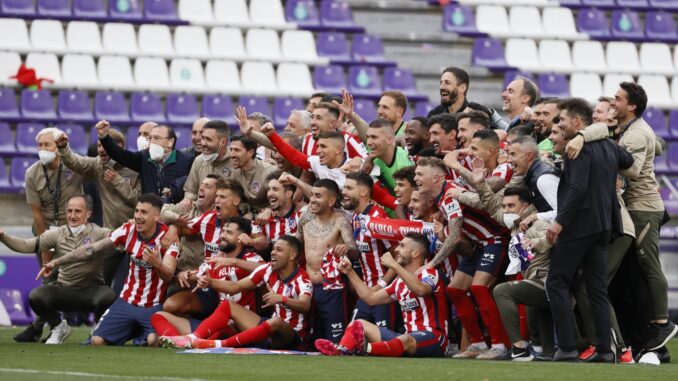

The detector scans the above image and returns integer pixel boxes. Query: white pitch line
[0,368,219,381]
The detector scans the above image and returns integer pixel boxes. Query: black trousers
[29,284,117,328]
[546,231,611,353]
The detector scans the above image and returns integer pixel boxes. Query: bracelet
[377,280,388,288]
[281,295,288,305]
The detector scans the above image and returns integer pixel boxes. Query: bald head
[192,117,210,153]
[139,122,157,138]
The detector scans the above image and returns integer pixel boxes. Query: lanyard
[42,162,62,226]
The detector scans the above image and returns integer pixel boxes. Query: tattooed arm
[337,214,359,259]
[426,217,463,268]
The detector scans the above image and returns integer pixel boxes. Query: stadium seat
[0,52,21,86]
[130,92,166,123]
[62,54,98,87]
[383,67,418,98]
[277,63,313,95]
[640,43,675,75]
[654,153,669,173]
[210,27,246,60]
[606,42,641,74]
[576,8,610,38]
[250,0,288,27]
[646,11,678,42]
[16,122,44,154]
[351,34,386,63]
[0,87,20,119]
[58,90,93,122]
[202,94,236,126]
[316,32,350,61]
[37,0,70,18]
[1,0,35,16]
[144,0,179,22]
[59,124,87,155]
[650,0,678,11]
[0,162,12,192]
[94,91,129,123]
[542,7,584,39]
[169,59,205,90]
[174,26,210,57]
[285,0,320,27]
[246,29,282,60]
[66,21,103,54]
[73,0,106,19]
[10,156,33,188]
[638,75,674,108]
[320,0,356,29]
[281,30,320,62]
[134,57,170,90]
[174,126,191,150]
[354,98,377,122]
[241,62,278,94]
[476,5,510,37]
[98,55,135,89]
[668,143,678,169]
[509,6,543,38]
[30,19,66,53]
[138,24,174,56]
[348,65,381,98]
[539,40,573,72]
[102,23,139,55]
[504,71,534,90]
[166,93,199,124]
[25,53,62,84]
[611,10,645,41]
[538,73,570,98]
[0,123,15,156]
[669,110,678,136]
[644,107,669,137]
[442,3,479,36]
[572,41,606,73]
[616,0,648,7]
[505,39,540,72]
[178,0,213,23]
[0,289,32,325]
[213,0,250,27]
[603,73,634,97]
[273,97,305,127]
[239,96,271,118]
[570,73,603,104]
[415,102,435,117]
[0,18,30,51]
[582,0,615,7]
[109,0,142,20]
[205,60,241,92]
[472,37,509,70]
[21,89,57,120]
[313,65,346,94]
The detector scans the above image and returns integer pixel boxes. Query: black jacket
[524,159,561,213]
[427,99,469,118]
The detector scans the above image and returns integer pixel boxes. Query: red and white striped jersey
[248,264,313,337]
[302,132,367,159]
[384,268,448,335]
[320,248,345,290]
[110,222,179,307]
[187,210,222,260]
[352,205,391,288]
[252,209,301,244]
[208,251,265,309]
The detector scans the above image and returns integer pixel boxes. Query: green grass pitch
[0,327,677,381]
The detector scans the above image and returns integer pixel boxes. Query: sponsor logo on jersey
[130,256,153,269]
[205,243,220,255]
[400,298,420,312]
[356,240,370,253]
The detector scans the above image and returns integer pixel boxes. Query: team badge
[252,182,260,192]
[288,218,297,231]
[83,237,91,245]
[64,170,73,181]
[123,176,131,184]
[223,167,231,177]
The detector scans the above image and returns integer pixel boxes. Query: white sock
[214,340,222,348]
[532,345,543,353]
[366,343,372,353]
[491,343,506,350]
[471,342,488,350]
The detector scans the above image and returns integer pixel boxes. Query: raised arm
[267,131,311,170]
[57,138,99,180]
[0,229,42,253]
[333,89,370,143]
[97,120,143,172]
[381,252,431,297]
[339,257,392,306]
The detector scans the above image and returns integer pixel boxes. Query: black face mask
[608,125,620,140]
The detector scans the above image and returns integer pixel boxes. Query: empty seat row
[0,52,314,96]
[313,65,426,101]
[0,0,181,22]
[0,122,89,156]
[577,8,678,42]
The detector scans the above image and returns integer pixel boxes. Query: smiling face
[309,186,335,215]
[218,222,241,253]
[377,95,403,124]
[134,202,159,235]
[316,137,342,166]
[536,103,558,135]
[457,117,483,149]
[366,126,393,158]
[610,88,635,123]
[341,178,363,211]
[284,112,306,137]
[549,124,568,155]
[201,128,225,157]
[410,190,434,220]
[404,120,428,155]
[428,123,457,155]
[310,108,338,140]
[592,101,610,124]
[229,140,254,169]
[414,165,443,195]
[439,71,464,107]
[197,177,218,210]
[267,178,291,212]
[507,143,533,176]
[66,196,91,227]
[394,178,414,206]
[270,239,295,272]
[501,79,525,115]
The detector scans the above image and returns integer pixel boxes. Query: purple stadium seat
[559,0,582,5]
[668,110,678,137]
[273,97,304,127]
[174,127,191,150]
[58,90,93,122]
[239,96,271,119]
[644,107,668,137]
[383,67,418,97]
[125,126,139,150]
[89,125,98,144]
[320,0,355,28]
[503,71,534,90]
[611,10,644,40]
[21,89,57,121]
[649,0,678,10]
[442,3,481,36]
[0,88,20,119]
[316,32,350,61]
[415,102,435,117]
[166,93,199,125]
[58,124,87,155]
[109,0,142,20]
[655,153,669,173]
[348,65,381,98]
[16,122,45,155]
[668,143,678,170]
[285,0,320,27]
[94,91,129,123]
[472,38,510,71]
[351,34,386,63]
[0,289,32,325]
[577,8,610,38]
[130,92,166,123]
[617,0,649,8]
[646,11,677,42]
[354,98,377,122]
[582,0,615,7]
[1,0,35,16]
[538,73,570,98]
[313,65,346,95]
[73,0,107,19]
[144,0,179,22]
[37,0,71,17]
[10,156,33,188]
[0,123,15,156]
[201,94,236,127]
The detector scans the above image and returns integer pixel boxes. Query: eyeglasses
[148,136,170,142]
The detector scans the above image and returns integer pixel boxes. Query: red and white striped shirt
[384,268,448,335]
[302,132,367,159]
[352,205,391,288]
[252,209,301,244]
[110,222,179,307]
[248,264,313,338]
[320,248,345,290]
[208,251,265,309]
[188,210,222,260]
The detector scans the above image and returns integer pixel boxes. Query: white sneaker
[638,351,660,366]
[45,320,72,345]
[477,346,508,360]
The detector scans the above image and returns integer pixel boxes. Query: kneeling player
[159,235,313,350]
[316,233,448,358]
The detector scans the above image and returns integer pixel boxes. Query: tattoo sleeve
[428,218,463,267]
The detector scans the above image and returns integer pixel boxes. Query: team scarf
[506,232,534,275]
[353,215,438,253]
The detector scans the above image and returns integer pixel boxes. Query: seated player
[315,233,449,358]
[159,236,313,350]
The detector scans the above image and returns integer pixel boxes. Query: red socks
[447,287,484,344]
[368,338,405,357]
[339,322,358,351]
[151,313,179,337]
[469,285,510,346]
[222,321,273,348]
[194,301,233,339]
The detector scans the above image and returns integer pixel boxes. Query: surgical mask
[202,140,224,163]
[503,213,520,229]
[137,136,150,151]
[38,150,57,165]
[69,223,86,236]
[149,143,165,161]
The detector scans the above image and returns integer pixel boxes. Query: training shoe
[645,322,678,351]
[445,343,460,358]
[656,346,671,364]
[583,351,615,363]
[638,351,661,366]
[453,344,489,359]
[477,346,508,360]
[578,345,596,361]
[619,347,635,364]
[159,335,193,349]
[315,339,351,356]
[45,320,72,345]
[13,324,44,343]
[533,352,552,361]
[552,348,579,362]
[351,321,367,355]
[510,346,534,362]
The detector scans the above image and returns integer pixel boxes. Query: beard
[441,88,459,107]
[342,197,359,211]
[407,139,423,156]
[219,242,237,253]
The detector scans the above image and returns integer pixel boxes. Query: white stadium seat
[509,6,543,38]
[62,54,98,87]
[638,75,674,108]
[0,52,21,85]
[476,5,510,37]
[170,58,206,90]
[241,61,278,93]
[0,18,30,51]
[249,0,287,27]
[542,7,583,39]
[606,42,641,74]
[66,21,103,54]
[640,43,675,76]
[539,40,573,72]
[102,23,138,55]
[178,0,213,23]
[572,41,607,73]
[569,73,603,104]
[281,30,319,62]
[134,57,170,89]
[505,38,540,71]
[603,73,634,98]
[277,63,313,95]
[30,19,66,53]
[174,26,210,58]
[214,0,251,27]
[246,29,282,60]
[671,76,678,105]
[138,24,174,56]
[25,52,62,83]
[210,27,247,60]
[205,60,241,92]
[98,55,135,88]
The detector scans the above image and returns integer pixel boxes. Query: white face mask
[38,150,57,165]
[137,136,150,151]
[149,143,166,161]
[202,140,223,163]
[503,213,520,229]
[69,223,86,236]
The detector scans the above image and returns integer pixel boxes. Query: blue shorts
[93,298,162,346]
[378,327,446,357]
[352,299,397,330]
[195,288,220,319]
[457,242,507,277]
[312,284,347,343]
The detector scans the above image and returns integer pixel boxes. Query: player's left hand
[36,260,57,280]
[260,122,275,137]
[566,134,584,160]
[262,286,283,308]
[142,246,162,267]
[546,222,563,245]
[381,252,397,269]
[333,244,350,257]
[444,185,463,201]
[103,168,120,183]
[238,233,252,246]
[194,274,211,291]
[340,157,363,174]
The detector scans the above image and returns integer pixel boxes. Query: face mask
[202,140,222,163]
[69,223,86,236]
[149,143,165,161]
[137,136,150,151]
[38,150,57,165]
[503,213,520,229]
